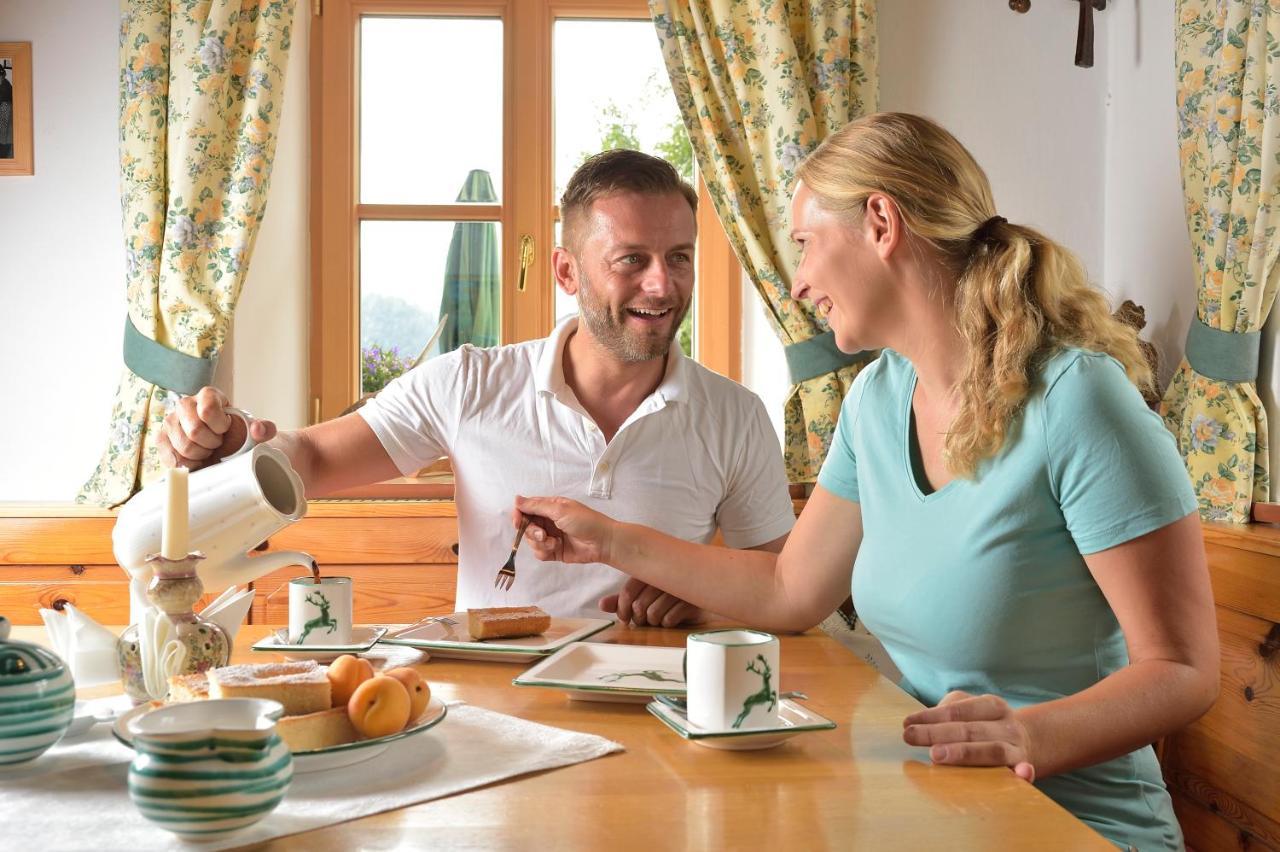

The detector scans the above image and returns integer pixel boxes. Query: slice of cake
[207,660,331,716]
[167,672,209,702]
[276,706,360,752]
[467,606,551,640]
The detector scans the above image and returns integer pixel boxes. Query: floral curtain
[1160,0,1280,523]
[79,0,296,506]
[649,0,878,483]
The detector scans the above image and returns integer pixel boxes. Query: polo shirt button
[597,461,610,473]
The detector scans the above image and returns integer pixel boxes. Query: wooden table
[14,624,1108,850]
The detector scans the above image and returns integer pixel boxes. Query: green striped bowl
[0,618,75,766]
[127,698,293,838]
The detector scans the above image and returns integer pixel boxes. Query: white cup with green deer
[685,629,781,732]
[288,577,352,646]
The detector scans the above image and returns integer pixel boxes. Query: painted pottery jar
[117,553,232,702]
[0,614,76,765]
[126,698,292,838]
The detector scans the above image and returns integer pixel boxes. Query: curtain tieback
[123,315,217,396]
[784,330,874,385]
[1184,316,1260,383]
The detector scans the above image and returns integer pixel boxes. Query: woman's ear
[864,192,902,261]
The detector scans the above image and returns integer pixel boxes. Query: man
[160,150,794,623]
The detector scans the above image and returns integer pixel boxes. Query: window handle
[517,234,535,292]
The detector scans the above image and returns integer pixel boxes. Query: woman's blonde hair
[796,112,1152,477]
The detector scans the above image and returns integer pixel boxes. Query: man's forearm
[265,430,319,495]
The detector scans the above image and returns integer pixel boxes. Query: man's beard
[575,271,689,363]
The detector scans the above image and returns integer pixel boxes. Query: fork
[494,516,531,590]
[388,614,458,639]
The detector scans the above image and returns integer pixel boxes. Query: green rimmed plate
[646,697,835,750]
[513,642,686,703]
[250,626,389,663]
[114,696,448,772]
[381,614,611,663]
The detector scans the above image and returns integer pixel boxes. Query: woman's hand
[902,690,1036,782]
[513,495,618,565]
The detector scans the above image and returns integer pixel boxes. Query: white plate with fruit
[114,656,446,772]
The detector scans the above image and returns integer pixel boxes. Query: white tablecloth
[0,702,624,850]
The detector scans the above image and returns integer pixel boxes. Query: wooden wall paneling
[0,518,117,564]
[1161,604,1280,849]
[267,516,459,564]
[251,564,459,624]
[1169,789,1263,852]
[1204,541,1280,617]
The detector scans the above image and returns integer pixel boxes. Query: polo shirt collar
[534,315,688,405]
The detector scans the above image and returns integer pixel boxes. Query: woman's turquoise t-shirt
[817,348,1197,852]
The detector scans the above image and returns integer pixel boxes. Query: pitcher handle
[221,406,259,462]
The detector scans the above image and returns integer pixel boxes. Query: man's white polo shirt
[357,317,795,618]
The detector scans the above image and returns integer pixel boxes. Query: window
[311,0,740,429]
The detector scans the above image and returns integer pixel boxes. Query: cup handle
[220,406,258,462]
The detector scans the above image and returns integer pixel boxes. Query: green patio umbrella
[438,169,500,352]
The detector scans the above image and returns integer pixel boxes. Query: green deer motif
[732,654,778,729]
[598,669,684,684]
[296,590,339,644]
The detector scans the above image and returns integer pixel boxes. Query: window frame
[309,0,740,430]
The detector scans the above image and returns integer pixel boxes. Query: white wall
[743,0,1196,444]
[0,1,309,501]
[1102,0,1195,390]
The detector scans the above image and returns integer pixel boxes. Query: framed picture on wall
[0,42,33,176]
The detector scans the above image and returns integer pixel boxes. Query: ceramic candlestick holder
[117,552,232,703]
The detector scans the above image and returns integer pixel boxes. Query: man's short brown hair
[560,149,698,251]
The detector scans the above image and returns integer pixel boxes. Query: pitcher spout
[204,550,315,596]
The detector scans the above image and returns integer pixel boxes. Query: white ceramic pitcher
[113,410,313,622]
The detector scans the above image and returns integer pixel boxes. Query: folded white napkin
[138,606,187,701]
[39,603,122,688]
[197,585,255,643]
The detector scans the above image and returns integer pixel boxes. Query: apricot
[347,675,411,739]
[327,654,374,708]
[384,666,431,722]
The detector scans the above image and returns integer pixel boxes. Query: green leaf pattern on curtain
[78,0,296,506]
[1160,0,1280,522]
[649,0,878,483]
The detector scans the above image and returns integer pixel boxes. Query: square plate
[646,697,836,750]
[513,641,687,702]
[380,613,612,662]
[251,625,389,662]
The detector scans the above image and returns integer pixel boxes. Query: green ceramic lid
[0,614,69,683]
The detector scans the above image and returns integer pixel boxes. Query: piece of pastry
[207,660,331,716]
[467,606,551,640]
[276,706,360,752]
[167,672,209,702]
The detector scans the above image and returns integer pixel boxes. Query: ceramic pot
[0,614,75,765]
[127,698,293,838]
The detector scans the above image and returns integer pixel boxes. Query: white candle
[160,466,189,560]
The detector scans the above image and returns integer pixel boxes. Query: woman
[516,113,1218,851]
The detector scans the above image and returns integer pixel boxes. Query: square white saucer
[250,625,388,662]
[646,697,836,750]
